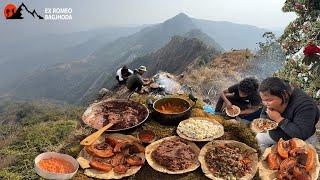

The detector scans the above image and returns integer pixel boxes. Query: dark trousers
[128,83,142,92]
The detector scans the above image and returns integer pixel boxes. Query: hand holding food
[225,105,241,117]
[266,108,284,123]
[226,102,233,109]
[251,118,278,133]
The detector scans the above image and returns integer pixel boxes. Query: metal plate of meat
[82,99,149,131]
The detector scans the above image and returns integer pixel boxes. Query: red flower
[303,44,320,56]
[294,3,303,10]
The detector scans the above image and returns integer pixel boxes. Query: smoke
[246,42,286,81]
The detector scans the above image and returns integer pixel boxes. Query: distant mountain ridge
[184,29,224,52]
[129,35,220,76]
[192,18,267,50]
[79,33,222,103]
[4,13,271,104]
[0,26,143,94]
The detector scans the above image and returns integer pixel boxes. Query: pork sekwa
[151,138,196,171]
[102,101,148,130]
[82,100,148,130]
[77,134,146,179]
[199,140,258,180]
[145,136,200,174]
[259,138,320,180]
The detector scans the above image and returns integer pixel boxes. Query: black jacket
[261,88,320,141]
[126,73,143,91]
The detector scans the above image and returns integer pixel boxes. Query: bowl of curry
[153,97,192,124]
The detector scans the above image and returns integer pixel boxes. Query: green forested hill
[0,100,84,179]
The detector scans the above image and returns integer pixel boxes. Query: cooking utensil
[151,96,197,125]
[82,99,149,132]
[80,123,114,146]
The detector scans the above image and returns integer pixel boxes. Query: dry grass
[210,49,252,70]
[0,135,17,150]
[182,50,254,103]
[0,155,17,170]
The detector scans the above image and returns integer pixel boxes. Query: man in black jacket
[256,77,319,151]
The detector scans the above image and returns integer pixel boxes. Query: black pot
[152,97,195,125]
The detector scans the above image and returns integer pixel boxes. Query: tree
[276,0,320,102]
[252,32,285,80]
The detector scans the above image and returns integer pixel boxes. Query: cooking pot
[151,95,197,125]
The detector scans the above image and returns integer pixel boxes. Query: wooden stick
[80,123,114,146]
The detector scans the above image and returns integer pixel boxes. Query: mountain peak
[162,13,195,31]
[174,12,189,18]
[168,12,191,22]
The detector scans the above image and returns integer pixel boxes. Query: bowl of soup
[153,97,191,124]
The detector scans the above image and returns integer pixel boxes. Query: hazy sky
[0,0,296,33]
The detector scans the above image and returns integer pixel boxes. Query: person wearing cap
[116,65,133,85]
[126,66,148,92]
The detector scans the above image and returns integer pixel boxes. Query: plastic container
[34,152,79,180]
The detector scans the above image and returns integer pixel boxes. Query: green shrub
[0,100,82,179]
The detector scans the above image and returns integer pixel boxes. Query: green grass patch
[0,100,82,179]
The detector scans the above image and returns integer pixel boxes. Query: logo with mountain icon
[4,3,43,19]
